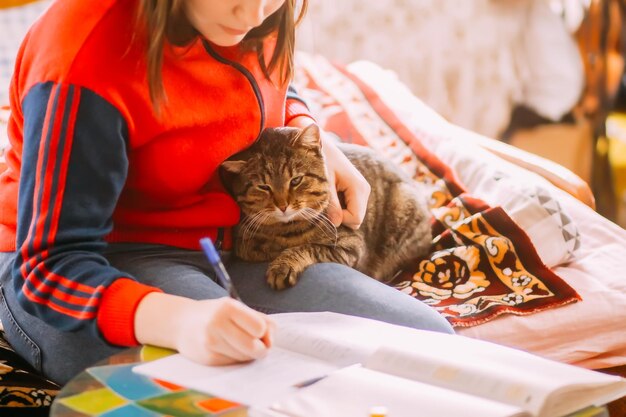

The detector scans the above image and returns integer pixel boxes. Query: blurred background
[1,0,626,227]
[295,0,626,227]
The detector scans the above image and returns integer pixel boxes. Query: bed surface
[459,187,626,368]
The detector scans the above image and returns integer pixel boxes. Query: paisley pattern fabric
[293,54,581,327]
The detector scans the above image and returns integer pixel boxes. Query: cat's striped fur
[222,125,432,290]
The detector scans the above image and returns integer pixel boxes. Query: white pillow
[431,140,581,267]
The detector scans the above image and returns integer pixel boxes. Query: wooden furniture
[576,0,625,218]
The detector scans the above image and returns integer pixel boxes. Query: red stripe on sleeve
[21,249,103,295]
[39,258,101,295]
[21,284,97,320]
[20,84,59,276]
[47,86,80,249]
[28,263,104,307]
[33,84,70,253]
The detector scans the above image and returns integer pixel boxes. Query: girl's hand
[321,137,371,228]
[176,298,274,365]
[288,117,371,229]
[135,293,274,365]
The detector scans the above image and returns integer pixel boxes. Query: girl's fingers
[228,301,269,339]
[202,350,242,366]
[324,169,343,227]
[340,177,370,229]
[260,316,276,348]
[214,322,268,361]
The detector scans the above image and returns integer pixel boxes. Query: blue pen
[200,237,243,302]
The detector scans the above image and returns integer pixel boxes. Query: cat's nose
[278,204,288,212]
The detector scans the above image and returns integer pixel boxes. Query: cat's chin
[274,212,301,223]
[273,209,325,224]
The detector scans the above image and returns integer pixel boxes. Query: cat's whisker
[303,207,336,238]
[300,207,338,246]
[245,210,273,253]
[250,209,274,238]
[298,209,326,241]
[242,218,261,254]
[239,213,262,254]
[239,217,257,237]
[240,209,268,228]
[250,211,271,237]
[240,210,265,239]
[311,204,339,248]
[311,201,336,227]
[318,217,339,248]
[240,210,272,254]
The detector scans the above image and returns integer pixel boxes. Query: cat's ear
[296,124,321,150]
[221,160,246,174]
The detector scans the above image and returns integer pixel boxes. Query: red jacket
[0,0,312,346]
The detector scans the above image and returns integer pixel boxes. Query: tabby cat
[221,124,432,290]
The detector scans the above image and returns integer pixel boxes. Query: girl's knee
[299,262,369,284]
[300,263,454,335]
[418,309,455,334]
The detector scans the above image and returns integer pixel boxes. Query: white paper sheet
[134,346,337,408]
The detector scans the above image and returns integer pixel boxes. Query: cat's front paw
[267,260,300,290]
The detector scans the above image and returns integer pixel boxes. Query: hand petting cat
[287,116,371,230]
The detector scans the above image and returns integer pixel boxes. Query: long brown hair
[138,0,308,108]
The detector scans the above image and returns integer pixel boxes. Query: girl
[0,0,453,385]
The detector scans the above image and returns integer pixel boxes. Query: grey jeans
[0,243,453,385]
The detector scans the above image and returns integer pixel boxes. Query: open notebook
[134,312,626,417]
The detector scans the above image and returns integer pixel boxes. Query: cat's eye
[257,184,271,192]
[290,176,303,187]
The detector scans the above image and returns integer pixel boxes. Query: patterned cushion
[0,330,59,414]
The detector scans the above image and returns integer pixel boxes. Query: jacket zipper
[202,40,265,251]
[201,39,266,143]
